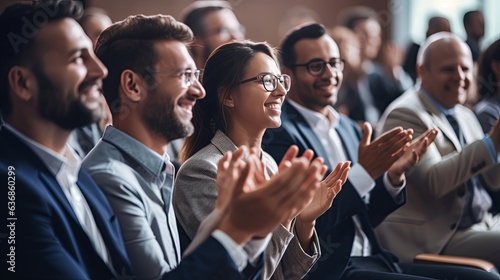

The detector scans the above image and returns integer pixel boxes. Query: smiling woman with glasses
[173,40,350,280]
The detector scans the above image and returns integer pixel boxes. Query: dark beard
[35,67,101,130]
[141,93,193,142]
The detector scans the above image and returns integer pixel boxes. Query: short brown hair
[95,14,193,115]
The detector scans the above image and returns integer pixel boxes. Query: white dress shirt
[287,100,405,256]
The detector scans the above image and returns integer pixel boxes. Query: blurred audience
[403,16,451,83]
[475,37,500,134]
[328,26,363,117]
[337,6,412,127]
[181,0,245,69]
[79,7,112,48]
[474,38,500,216]
[464,10,485,63]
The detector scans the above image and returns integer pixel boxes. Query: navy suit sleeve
[161,236,261,280]
[366,177,406,227]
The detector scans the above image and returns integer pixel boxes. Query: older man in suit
[263,23,498,280]
[376,32,500,269]
[0,2,132,279]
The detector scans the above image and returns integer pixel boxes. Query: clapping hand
[387,128,439,185]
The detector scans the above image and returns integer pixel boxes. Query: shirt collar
[287,98,340,131]
[3,124,81,179]
[102,126,168,177]
[421,88,456,116]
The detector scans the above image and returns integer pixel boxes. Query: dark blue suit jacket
[0,127,260,280]
[0,128,132,279]
[263,100,404,280]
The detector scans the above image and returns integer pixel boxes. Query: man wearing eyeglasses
[262,23,496,280]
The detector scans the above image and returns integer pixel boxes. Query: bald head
[417,32,473,108]
[418,32,471,68]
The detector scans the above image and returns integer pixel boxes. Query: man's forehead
[154,40,195,68]
[37,18,91,54]
[294,36,339,60]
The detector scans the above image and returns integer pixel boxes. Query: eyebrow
[65,47,87,59]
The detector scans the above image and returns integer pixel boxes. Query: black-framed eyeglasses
[239,73,291,92]
[292,58,345,77]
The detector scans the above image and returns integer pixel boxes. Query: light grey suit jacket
[374,89,500,262]
[173,130,320,280]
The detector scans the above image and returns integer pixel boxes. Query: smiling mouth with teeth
[266,104,281,109]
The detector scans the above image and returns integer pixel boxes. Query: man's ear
[416,64,425,78]
[8,66,35,101]
[120,69,144,102]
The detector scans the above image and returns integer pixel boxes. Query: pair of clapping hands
[210,145,349,247]
[359,123,439,186]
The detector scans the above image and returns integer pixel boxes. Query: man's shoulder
[380,89,423,121]
[83,143,141,190]
[0,135,47,186]
[388,88,420,109]
[456,103,478,116]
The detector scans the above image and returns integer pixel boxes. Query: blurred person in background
[338,6,412,127]
[328,26,363,118]
[474,38,500,215]
[464,10,485,63]
[403,16,451,84]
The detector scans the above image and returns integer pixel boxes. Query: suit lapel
[1,128,129,277]
[39,172,82,227]
[418,91,462,151]
[283,100,333,168]
[3,126,85,231]
[335,117,359,162]
[211,130,238,156]
[455,107,479,144]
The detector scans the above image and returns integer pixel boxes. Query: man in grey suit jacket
[376,32,500,269]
